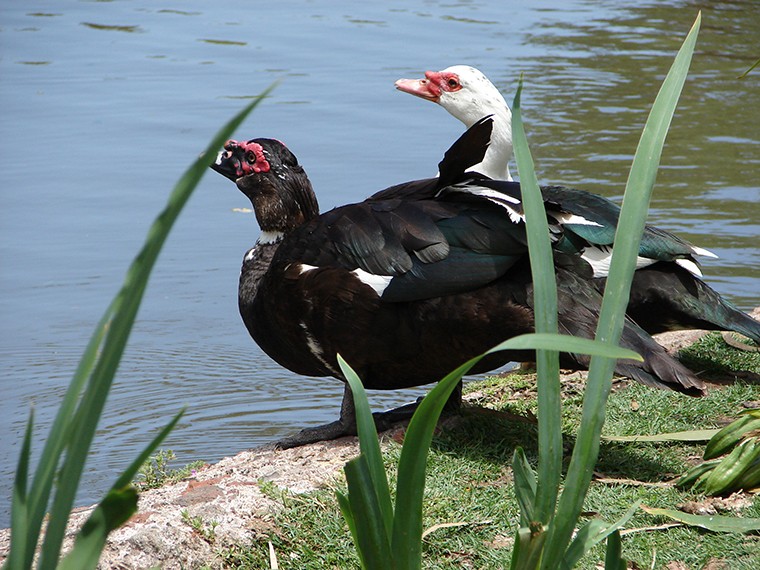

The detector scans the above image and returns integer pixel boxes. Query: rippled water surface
[1,0,758,524]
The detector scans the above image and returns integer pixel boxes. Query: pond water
[1,0,758,525]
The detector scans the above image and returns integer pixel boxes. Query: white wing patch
[676,258,703,277]
[444,184,525,223]
[581,246,656,278]
[298,263,319,275]
[352,268,393,296]
[295,264,391,296]
[550,212,603,227]
[690,245,718,259]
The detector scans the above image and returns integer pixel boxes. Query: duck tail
[615,319,707,396]
[554,267,706,396]
[628,266,760,344]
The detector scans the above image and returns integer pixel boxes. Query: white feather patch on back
[550,212,603,227]
[445,184,521,204]
[675,258,703,277]
[298,263,319,275]
[444,184,525,223]
[352,268,393,296]
[690,245,718,259]
[582,246,656,278]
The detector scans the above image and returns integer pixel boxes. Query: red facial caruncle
[424,70,463,94]
[222,139,271,177]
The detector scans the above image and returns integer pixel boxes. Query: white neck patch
[257,230,284,245]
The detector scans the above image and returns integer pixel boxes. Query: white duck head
[396,65,513,181]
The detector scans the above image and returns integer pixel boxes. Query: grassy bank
[211,335,759,569]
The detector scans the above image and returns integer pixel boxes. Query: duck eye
[246,151,256,163]
[447,78,459,88]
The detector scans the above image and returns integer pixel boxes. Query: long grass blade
[57,486,139,570]
[5,412,34,570]
[22,319,110,569]
[48,409,186,570]
[28,89,274,570]
[344,457,394,570]
[391,358,479,569]
[640,505,760,533]
[603,531,626,570]
[511,448,538,528]
[485,333,641,361]
[560,501,640,570]
[338,356,394,538]
[511,77,562,525]
[336,491,359,550]
[542,14,701,567]
[604,429,719,443]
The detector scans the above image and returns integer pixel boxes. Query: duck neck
[467,104,513,181]
[239,169,320,236]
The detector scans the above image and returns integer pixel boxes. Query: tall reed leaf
[541,14,701,567]
[57,409,185,570]
[6,88,273,570]
[511,79,562,524]
[391,358,477,569]
[338,356,394,537]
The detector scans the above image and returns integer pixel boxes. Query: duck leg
[275,386,359,449]
[275,381,464,449]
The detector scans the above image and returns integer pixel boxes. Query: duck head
[395,65,514,181]
[211,138,319,235]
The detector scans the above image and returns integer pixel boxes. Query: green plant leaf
[6,411,34,570]
[603,429,720,442]
[512,77,562,525]
[738,57,760,79]
[704,410,760,459]
[57,486,139,570]
[21,320,109,570]
[641,505,760,533]
[486,333,642,361]
[512,448,538,528]
[677,459,721,489]
[510,524,547,570]
[734,458,760,491]
[338,355,393,537]
[541,14,701,568]
[391,357,479,569]
[702,439,760,495]
[604,530,626,570]
[561,501,640,570]
[336,491,359,549]
[343,456,393,570]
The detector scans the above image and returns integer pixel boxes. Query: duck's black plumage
[211,119,707,448]
[377,173,760,345]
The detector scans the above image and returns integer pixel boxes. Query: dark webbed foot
[274,381,464,449]
[275,419,356,449]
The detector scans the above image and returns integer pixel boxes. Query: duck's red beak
[394,73,441,102]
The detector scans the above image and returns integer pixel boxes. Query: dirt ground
[1,312,758,569]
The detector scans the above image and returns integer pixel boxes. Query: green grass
[221,372,760,569]
[679,332,760,378]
